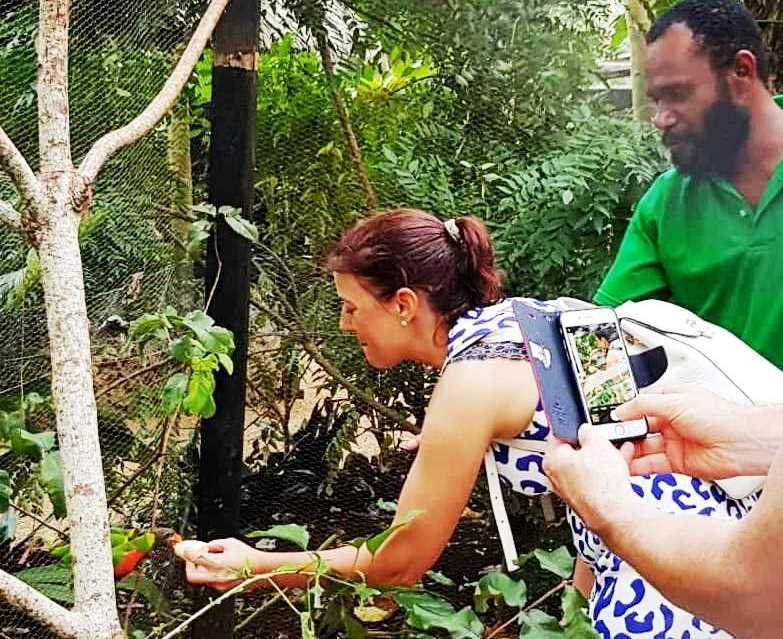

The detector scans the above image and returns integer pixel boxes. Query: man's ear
[733,49,759,82]
[394,287,419,323]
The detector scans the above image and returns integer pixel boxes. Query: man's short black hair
[648,0,769,85]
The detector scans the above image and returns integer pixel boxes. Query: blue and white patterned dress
[444,299,758,639]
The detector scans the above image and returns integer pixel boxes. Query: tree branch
[78,0,232,183]
[0,126,42,217]
[0,199,21,229]
[0,570,88,639]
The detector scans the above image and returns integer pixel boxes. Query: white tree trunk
[37,1,122,636]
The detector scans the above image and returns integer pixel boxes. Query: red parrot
[112,528,182,580]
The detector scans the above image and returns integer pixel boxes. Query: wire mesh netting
[0,0,674,637]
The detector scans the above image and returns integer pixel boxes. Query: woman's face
[334,272,410,369]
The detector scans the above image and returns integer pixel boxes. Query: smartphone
[511,299,583,444]
[559,308,647,441]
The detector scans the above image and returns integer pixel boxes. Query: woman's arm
[186,357,539,589]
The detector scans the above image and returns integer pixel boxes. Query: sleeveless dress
[444,299,759,639]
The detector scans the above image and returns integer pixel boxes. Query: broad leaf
[117,572,171,614]
[426,570,455,586]
[223,213,259,244]
[217,353,234,375]
[533,546,574,579]
[518,609,564,638]
[366,509,423,555]
[40,451,66,518]
[162,373,189,415]
[0,409,24,440]
[403,596,483,639]
[247,524,309,550]
[169,336,198,363]
[0,470,11,513]
[16,564,73,604]
[474,571,526,613]
[561,586,598,637]
[10,429,55,460]
[182,370,216,418]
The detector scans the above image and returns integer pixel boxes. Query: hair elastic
[444,218,463,246]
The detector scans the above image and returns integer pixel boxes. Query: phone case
[511,299,584,444]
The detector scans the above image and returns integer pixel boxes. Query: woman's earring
[400,320,408,327]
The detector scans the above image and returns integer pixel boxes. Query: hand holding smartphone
[560,308,648,441]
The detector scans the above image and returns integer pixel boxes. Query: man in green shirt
[595,0,783,369]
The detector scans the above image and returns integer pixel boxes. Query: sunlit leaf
[247,524,310,550]
[533,546,574,579]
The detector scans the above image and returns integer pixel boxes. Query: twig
[300,338,416,434]
[122,410,180,633]
[107,411,177,507]
[94,358,172,400]
[0,126,43,218]
[78,0,232,183]
[235,533,340,631]
[159,569,301,639]
[0,200,21,230]
[204,232,222,313]
[9,503,67,541]
[485,580,568,639]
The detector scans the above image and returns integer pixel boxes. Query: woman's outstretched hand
[184,537,263,591]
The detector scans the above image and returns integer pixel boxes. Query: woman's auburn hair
[326,208,503,322]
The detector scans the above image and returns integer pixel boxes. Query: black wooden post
[194,1,258,636]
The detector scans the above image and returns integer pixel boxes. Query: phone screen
[563,321,636,425]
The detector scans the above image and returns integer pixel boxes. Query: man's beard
[663,92,751,179]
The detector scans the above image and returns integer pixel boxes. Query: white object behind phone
[560,307,648,441]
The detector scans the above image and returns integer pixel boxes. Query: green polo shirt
[595,129,783,369]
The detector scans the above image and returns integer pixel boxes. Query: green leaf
[10,429,55,460]
[400,591,483,639]
[162,373,189,415]
[223,213,259,243]
[16,564,73,604]
[169,336,197,363]
[40,451,66,519]
[375,498,397,513]
[217,353,234,375]
[207,327,235,355]
[366,509,423,555]
[474,572,526,613]
[300,611,316,639]
[0,409,24,440]
[561,586,597,637]
[518,609,564,638]
[128,314,165,343]
[426,570,455,586]
[533,546,574,579]
[182,370,216,418]
[343,612,368,639]
[610,14,628,50]
[247,524,309,550]
[0,470,10,514]
[117,572,171,614]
